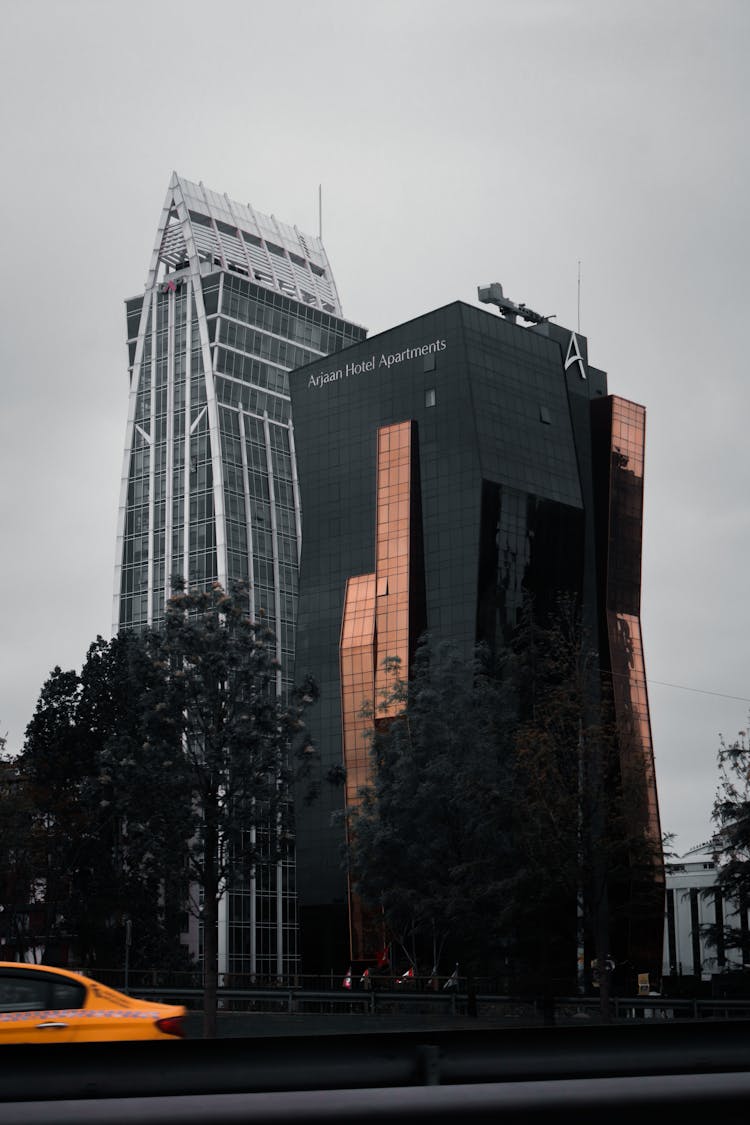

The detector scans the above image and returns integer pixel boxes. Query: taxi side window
[0,973,86,1012]
[0,973,49,1012]
[49,980,85,1009]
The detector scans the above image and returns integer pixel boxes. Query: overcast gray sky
[1,0,748,856]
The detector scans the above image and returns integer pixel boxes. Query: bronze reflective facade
[340,573,377,808]
[592,396,665,969]
[338,422,424,957]
[290,301,664,981]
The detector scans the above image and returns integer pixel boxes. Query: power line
[601,666,750,705]
[645,678,750,705]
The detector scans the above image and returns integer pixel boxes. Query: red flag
[342,966,352,990]
[396,966,414,984]
[376,946,390,969]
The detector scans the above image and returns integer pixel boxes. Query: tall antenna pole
[318,184,322,240]
[577,260,581,333]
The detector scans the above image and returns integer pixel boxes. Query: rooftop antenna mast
[577,260,581,333]
[318,184,322,240]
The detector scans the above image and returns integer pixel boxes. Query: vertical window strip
[238,407,257,621]
[147,288,157,626]
[164,283,176,605]
[262,412,283,697]
[182,288,194,586]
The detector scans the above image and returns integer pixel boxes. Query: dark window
[0,971,85,1012]
[50,980,86,1008]
[0,973,49,1012]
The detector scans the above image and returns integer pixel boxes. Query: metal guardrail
[134,986,460,1016]
[611,996,750,1020]
[130,986,750,1022]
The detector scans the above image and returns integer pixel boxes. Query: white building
[664,840,747,979]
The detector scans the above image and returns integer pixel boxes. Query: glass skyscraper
[114,172,365,978]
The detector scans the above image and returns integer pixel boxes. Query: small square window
[423,354,436,373]
[539,405,551,424]
[425,388,436,408]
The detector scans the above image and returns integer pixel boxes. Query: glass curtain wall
[115,174,365,980]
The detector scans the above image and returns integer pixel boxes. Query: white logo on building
[564,332,587,379]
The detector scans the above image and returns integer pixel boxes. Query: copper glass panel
[375,422,413,718]
[340,573,376,810]
[339,420,417,958]
[339,572,379,960]
[604,397,664,968]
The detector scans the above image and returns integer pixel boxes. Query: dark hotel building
[289,286,664,983]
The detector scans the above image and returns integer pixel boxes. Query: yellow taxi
[0,961,186,1043]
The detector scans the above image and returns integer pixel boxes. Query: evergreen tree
[21,636,181,969]
[0,732,46,960]
[346,598,659,1019]
[22,663,115,965]
[133,580,317,1037]
[21,582,316,1036]
[503,600,613,1012]
[95,629,196,975]
[347,637,515,982]
[710,725,750,967]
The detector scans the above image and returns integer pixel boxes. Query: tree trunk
[202,820,219,1039]
[538,952,556,1026]
[467,974,478,1018]
[598,961,612,1023]
[541,981,556,1026]
[595,904,612,1024]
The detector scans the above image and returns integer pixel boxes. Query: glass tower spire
[114,172,365,978]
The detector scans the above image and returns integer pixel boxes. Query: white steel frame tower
[114,172,365,981]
